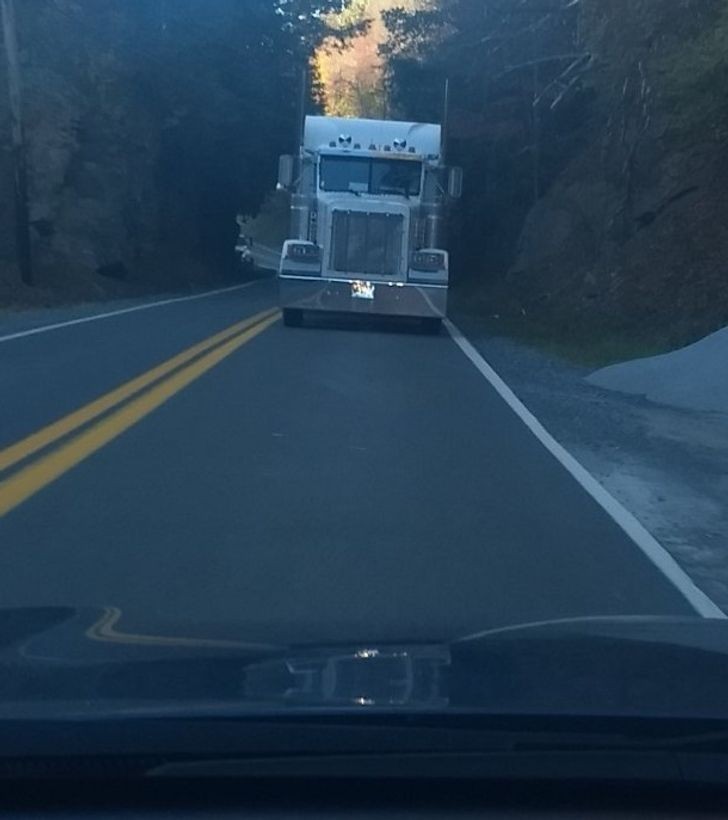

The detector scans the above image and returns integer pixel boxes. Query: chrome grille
[331,211,404,276]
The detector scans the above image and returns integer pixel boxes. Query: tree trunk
[1,0,32,285]
[531,61,541,205]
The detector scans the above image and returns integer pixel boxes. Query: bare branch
[533,52,592,107]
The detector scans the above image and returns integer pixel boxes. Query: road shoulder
[452,312,728,611]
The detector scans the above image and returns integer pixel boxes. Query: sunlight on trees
[314,0,426,118]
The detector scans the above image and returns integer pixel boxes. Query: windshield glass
[2,0,728,778]
[320,156,422,195]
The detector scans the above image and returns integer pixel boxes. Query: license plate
[351,281,375,300]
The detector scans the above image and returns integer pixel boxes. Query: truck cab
[277,116,461,330]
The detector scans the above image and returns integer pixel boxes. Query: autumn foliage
[314,0,425,118]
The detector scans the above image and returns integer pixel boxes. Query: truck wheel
[283,308,304,328]
[421,318,442,335]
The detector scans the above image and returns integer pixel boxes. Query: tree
[315,0,425,118]
[3,0,351,285]
[1,0,32,284]
[143,0,353,257]
[380,0,591,276]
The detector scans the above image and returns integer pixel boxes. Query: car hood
[1,607,728,719]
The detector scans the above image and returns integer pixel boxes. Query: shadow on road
[301,312,443,337]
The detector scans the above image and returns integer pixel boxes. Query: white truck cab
[277,116,461,331]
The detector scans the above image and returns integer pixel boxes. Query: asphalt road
[0,278,712,645]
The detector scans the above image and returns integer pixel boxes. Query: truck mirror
[448,166,463,199]
[277,155,294,190]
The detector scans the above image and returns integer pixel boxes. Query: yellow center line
[0,307,279,475]
[0,311,280,518]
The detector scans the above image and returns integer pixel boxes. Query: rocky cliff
[506,0,728,345]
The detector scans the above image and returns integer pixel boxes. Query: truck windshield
[320,156,422,196]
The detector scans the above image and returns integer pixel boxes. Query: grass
[455,308,679,369]
[508,323,674,368]
[449,275,705,369]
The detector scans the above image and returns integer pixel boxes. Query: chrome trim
[279,275,447,319]
[281,274,447,287]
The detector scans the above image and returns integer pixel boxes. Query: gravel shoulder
[454,313,728,611]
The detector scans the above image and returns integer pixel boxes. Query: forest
[2,0,728,346]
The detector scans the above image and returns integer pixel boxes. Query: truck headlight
[411,251,446,272]
[286,243,321,263]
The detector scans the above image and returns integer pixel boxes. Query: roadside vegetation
[365,0,728,353]
[2,0,727,363]
[0,0,348,304]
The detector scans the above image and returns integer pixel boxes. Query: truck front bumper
[279,275,447,319]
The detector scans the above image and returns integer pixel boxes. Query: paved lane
[0,288,704,644]
[0,280,277,449]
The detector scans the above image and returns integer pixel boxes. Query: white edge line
[0,280,264,344]
[445,318,726,620]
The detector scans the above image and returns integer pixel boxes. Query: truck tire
[421,317,442,335]
[283,308,304,327]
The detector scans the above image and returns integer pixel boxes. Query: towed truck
[276,116,462,332]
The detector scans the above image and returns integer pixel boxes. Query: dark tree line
[1,0,345,287]
[380,0,593,279]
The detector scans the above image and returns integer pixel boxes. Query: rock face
[507,0,728,344]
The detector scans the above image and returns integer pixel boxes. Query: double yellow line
[0,308,280,518]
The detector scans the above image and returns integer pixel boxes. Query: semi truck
[276,115,461,332]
